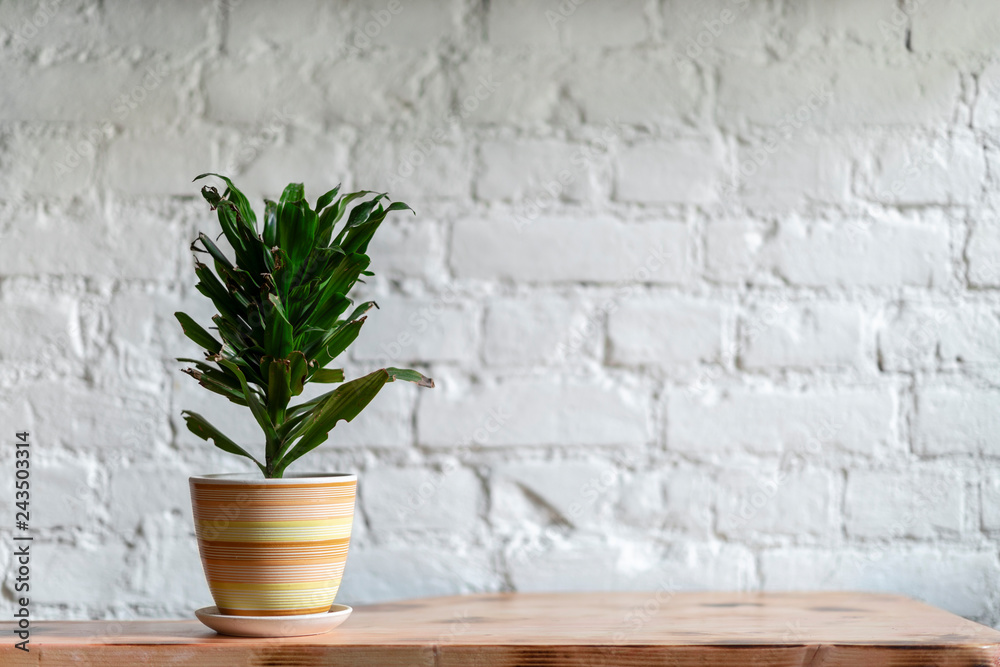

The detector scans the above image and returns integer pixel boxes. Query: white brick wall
[2,0,1000,627]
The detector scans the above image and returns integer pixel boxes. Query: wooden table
[2,591,999,665]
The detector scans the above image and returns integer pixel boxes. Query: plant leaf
[341,201,413,255]
[266,358,291,428]
[264,295,294,359]
[310,368,345,383]
[182,410,265,475]
[315,184,341,213]
[194,173,258,229]
[386,367,435,388]
[219,359,279,451]
[175,312,222,354]
[263,199,278,247]
[288,351,309,395]
[272,369,392,476]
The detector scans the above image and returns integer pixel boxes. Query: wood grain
[1,591,998,666]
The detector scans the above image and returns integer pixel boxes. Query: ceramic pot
[189,472,356,616]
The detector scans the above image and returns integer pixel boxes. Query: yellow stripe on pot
[209,580,341,592]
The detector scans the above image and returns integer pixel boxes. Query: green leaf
[263,199,278,247]
[272,369,392,476]
[219,359,279,452]
[312,252,369,313]
[267,358,292,429]
[288,351,309,395]
[333,194,385,247]
[279,182,305,207]
[279,200,317,268]
[306,292,352,333]
[318,190,374,247]
[183,367,249,406]
[332,190,374,224]
[202,187,246,258]
[311,368,345,383]
[315,184,341,213]
[175,312,222,354]
[194,172,258,229]
[386,367,435,388]
[341,201,413,255]
[264,295,294,359]
[310,315,366,369]
[182,410,265,475]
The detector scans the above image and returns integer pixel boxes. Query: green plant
[176,174,433,478]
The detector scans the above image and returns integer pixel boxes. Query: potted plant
[176,173,433,620]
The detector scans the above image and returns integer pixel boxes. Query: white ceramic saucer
[195,605,352,637]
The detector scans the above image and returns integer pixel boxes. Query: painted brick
[704,220,767,284]
[25,381,170,453]
[31,540,130,605]
[490,459,618,530]
[365,218,440,280]
[568,50,701,126]
[617,466,715,536]
[337,544,497,604]
[227,0,349,59]
[349,0,459,51]
[910,0,1000,54]
[477,139,598,203]
[362,466,482,533]
[878,304,1000,371]
[205,61,323,125]
[560,0,649,48]
[705,217,951,288]
[510,538,755,592]
[733,138,852,208]
[32,459,97,530]
[454,52,562,126]
[858,131,986,205]
[967,222,1000,287]
[105,133,216,197]
[350,295,477,364]
[973,63,1000,128]
[844,469,965,539]
[352,130,472,202]
[668,387,896,457]
[483,296,590,366]
[716,468,836,538]
[0,285,79,363]
[486,0,559,47]
[0,63,132,121]
[784,0,900,47]
[108,465,192,532]
[104,1,210,55]
[718,60,958,127]
[616,139,724,204]
[760,546,1000,620]
[451,217,690,284]
[983,473,1000,533]
[608,296,724,368]
[0,130,95,198]
[418,378,649,448]
[232,132,351,204]
[740,301,865,371]
[716,61,837,128]
[914,388,1000,457]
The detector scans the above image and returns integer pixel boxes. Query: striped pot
[189,472,356,616]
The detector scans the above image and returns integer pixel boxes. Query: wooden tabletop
[3,591,999,666]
